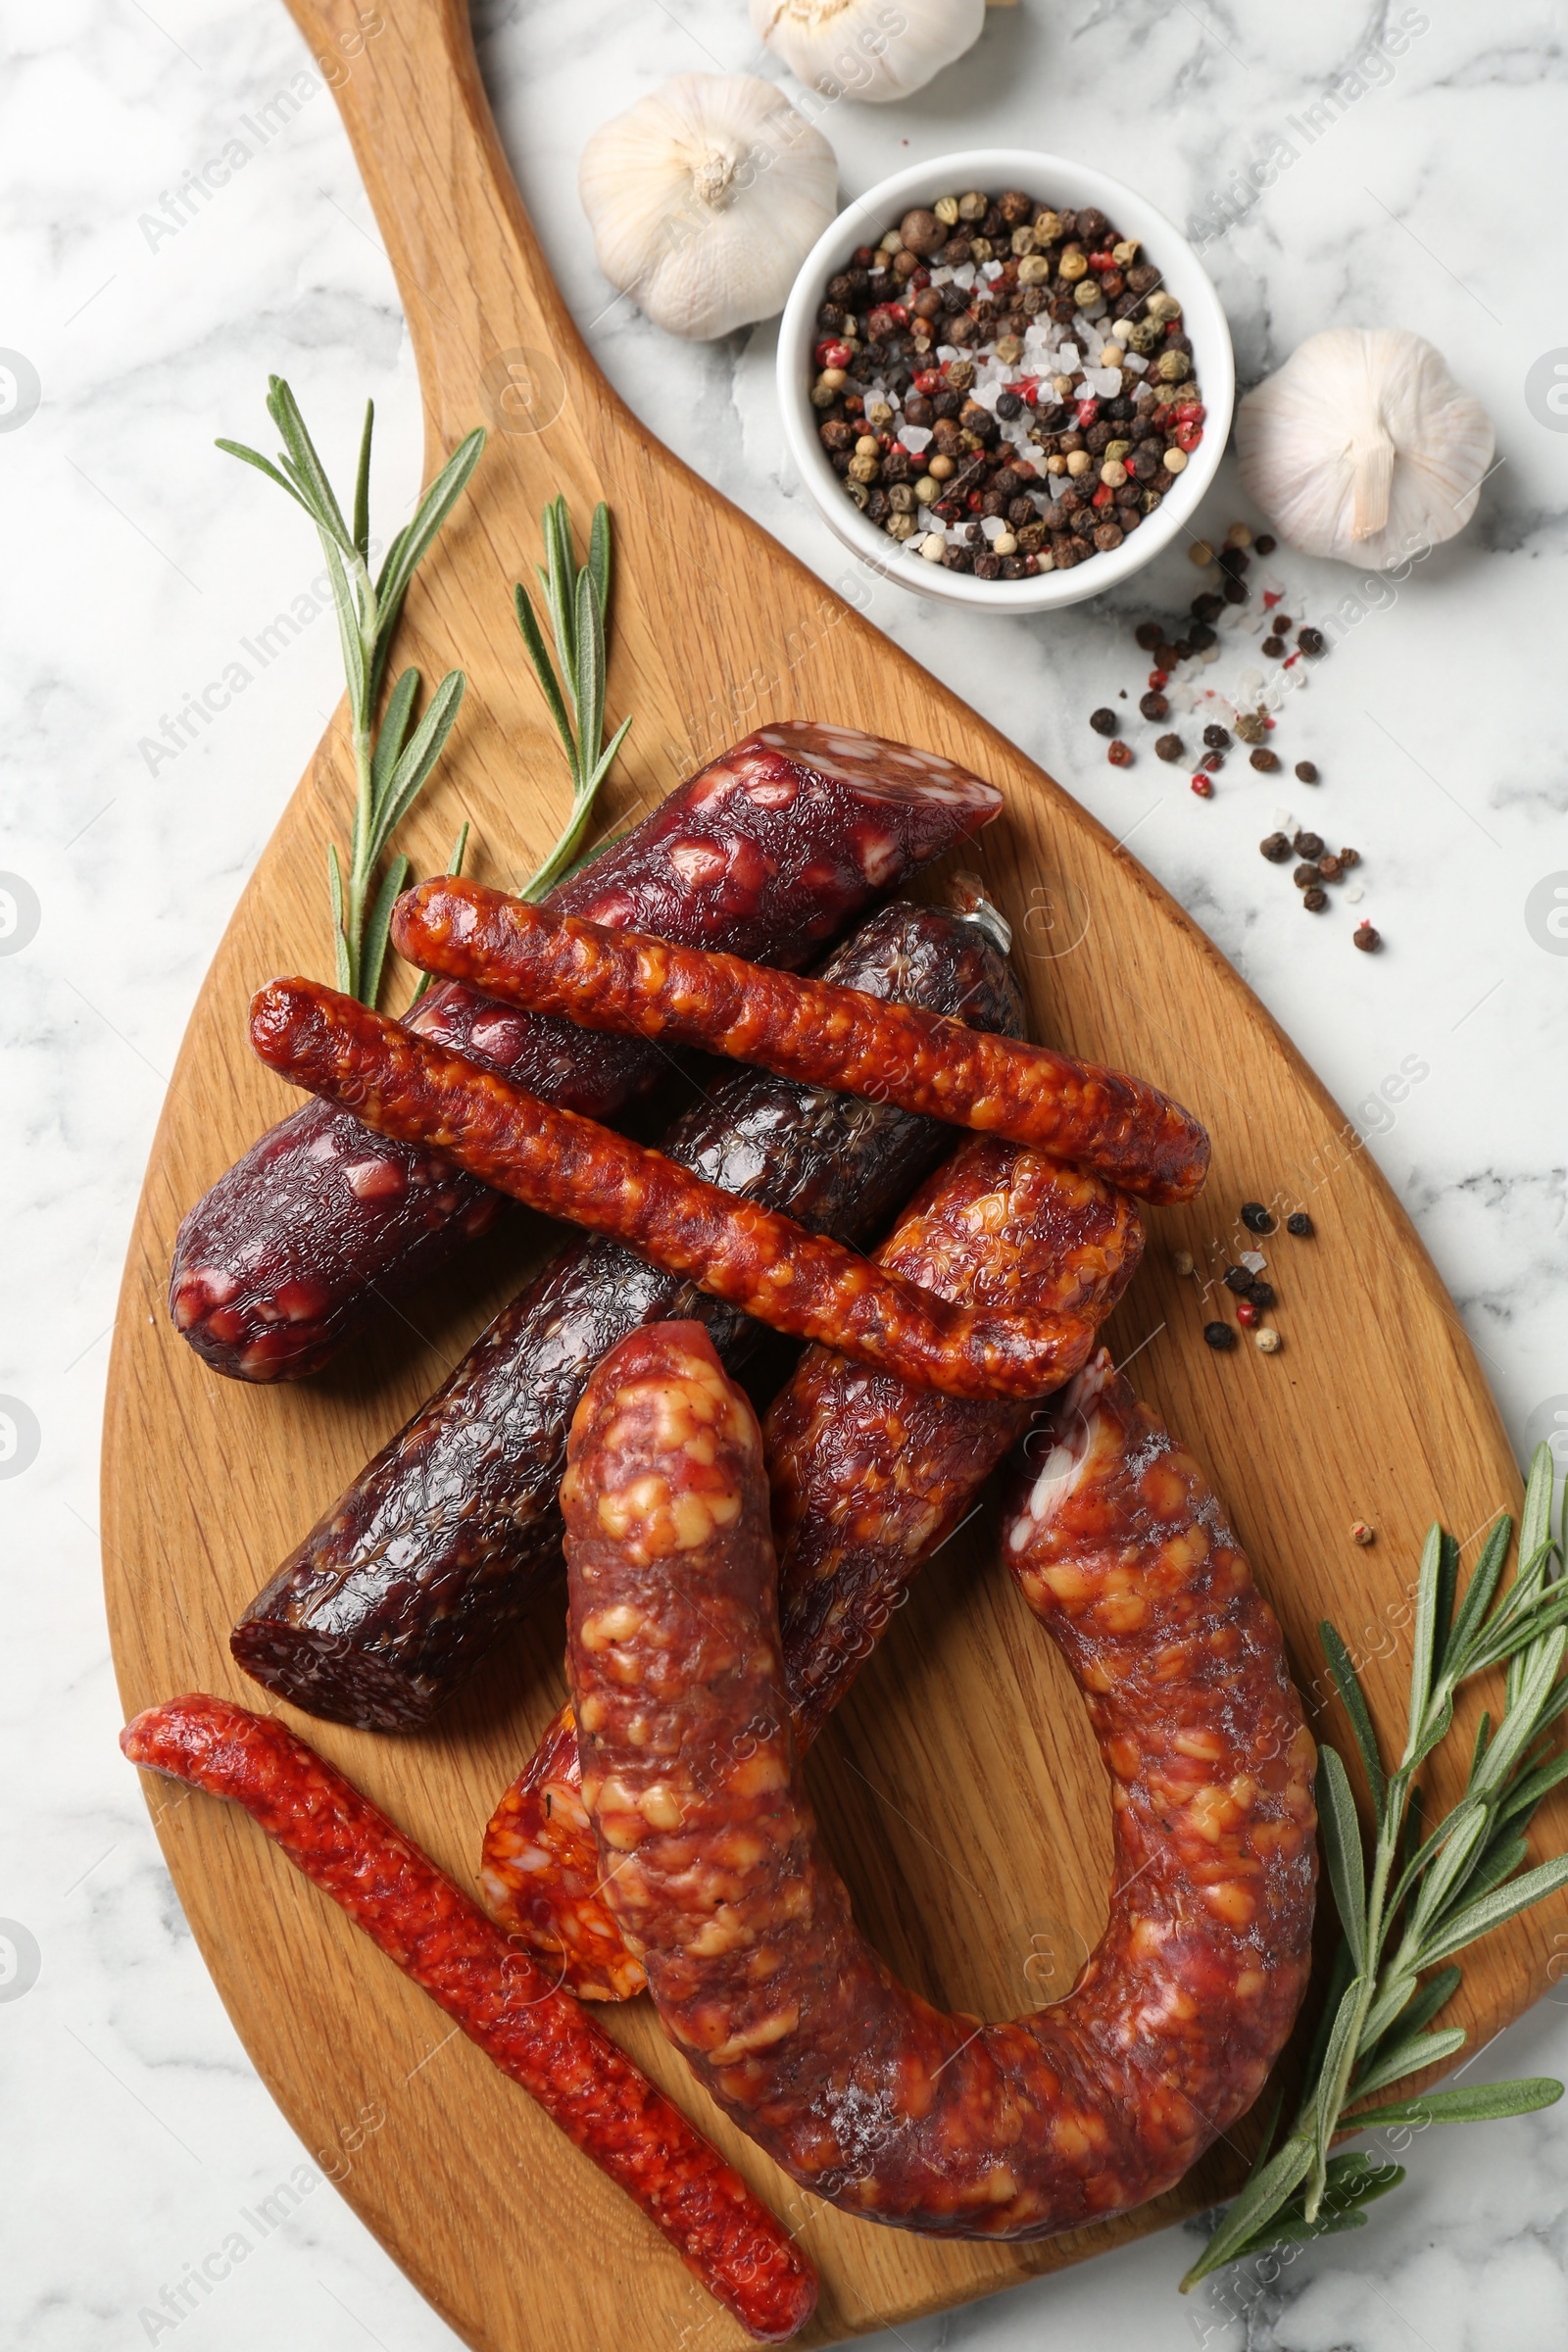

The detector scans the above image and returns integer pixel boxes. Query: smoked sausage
[563,1328,1316,2237]
[482,1143,1144,1995]
[120,1693,817,2338]
[231,904,1024,1731]
[392,883,1210,1206]
[249,981,1113,1403]
[171,725,1003,1382]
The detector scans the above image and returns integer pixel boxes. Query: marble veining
[3,3,1566,2348]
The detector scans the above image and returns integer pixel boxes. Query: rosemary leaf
[1178,2137,1314,2289]
[371,667,421,805]
[361,852,410,1015]
[1349,2078,1563,2131]
[1320,1620,1388,1826]
[368,670,466,869]
[1316,1745,1369,1970]
[512,497,630,904]
[219,377,485,1006]
[1183,1472,1568,2297]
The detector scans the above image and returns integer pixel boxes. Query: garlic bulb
[1237,328,1494,571]
[751,0,986,102]
[579,74,837,341]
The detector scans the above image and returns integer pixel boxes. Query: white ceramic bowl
[777,150,1235,613]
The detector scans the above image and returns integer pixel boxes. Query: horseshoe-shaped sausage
[562,1324,1316,2237]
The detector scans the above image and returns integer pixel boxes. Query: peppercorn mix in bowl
[778,151,1235,612]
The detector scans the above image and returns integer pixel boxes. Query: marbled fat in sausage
[483,1143,1143,1995]
[120,1694,817,2339]
[231,904,1024,1731]
[392,883,1210,1205]
[564,1328,1316,2236]
[171,724,1003,1382]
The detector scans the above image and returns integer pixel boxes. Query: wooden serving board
[102,5,1560,2347]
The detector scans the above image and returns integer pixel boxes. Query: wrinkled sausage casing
[564,1327,1316,2237]
[232,905,1024,1732]
[250,981,1107,1403]
[394,883,1211,1207]
[483,1142,1143,1996]
[170,723,1003,1383]
[120,1694,818,2341]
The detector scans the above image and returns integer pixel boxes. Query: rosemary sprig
[218,377,485,1004]
[513,496,631,901]
[1182,1442,1568,2292]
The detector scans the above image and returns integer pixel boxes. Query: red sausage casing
[564,1329,1316,2237]
[171,724,1002,1381]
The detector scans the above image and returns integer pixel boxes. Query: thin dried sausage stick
[170,722,1003,1382]
[393,883,1210,1207]
[250,981,1106,1403]
[120,1694,816,2340]
[482,1141,1143,1996]
[231,904,1024,1732]
[564,1327,1316,2237]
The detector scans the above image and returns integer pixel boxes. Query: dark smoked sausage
[231,904,1024,1731]
[171,724,1003,1382]
[391,882,1210,1205]
[481,1142,1144,1995]
[249,979,1119,1404]
[119,1693,817,2339]
[563,1327,1316,2238]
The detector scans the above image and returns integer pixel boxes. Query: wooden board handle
[282,0,596,454]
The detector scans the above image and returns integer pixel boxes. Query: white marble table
[5,3,1568,2347]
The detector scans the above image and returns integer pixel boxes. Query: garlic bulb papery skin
[751,0,986,104]
[1237,327,1494,572]
[579,74,838,341]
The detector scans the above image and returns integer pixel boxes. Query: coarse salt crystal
[980,514,1007,541]
[981,260,1004,280]
[931,267,955,285]
[952,264,976,290]
[1241,1250,1267,1274]
[1169,681,1197,713]
[1123,351,1149,374]
[900,425,933,454]
[1348,884,1364,903]
[1199,645,1219,663]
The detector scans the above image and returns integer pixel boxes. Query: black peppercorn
[1241,1201,1275,1235]
[1191,592,1223,622]
[1202,723,1231,751]
[1250,747,1281,772]
[1154,732,1185,762]
[1222,576,1248,605]
[1261,635,1286,658]
[1293,861,1322,890]
[1286,1211,1313,1238]
[1255,533,1276,555]
[1135,620,1163,650]
[1293,830,1325,859]
[1354,921,1382,951]
[1247,1280,1276,1310]
[1296,760,1318,784]
[1090,709,1118,737]
[1189,622,1216,651]
[1204,1321,1238,1351]
[1222,1265,1253,1296]
[1260,833,1293,862]
[1298,625,1326,656]
[1302,886,1328,911]
[1140,690,1169,721]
